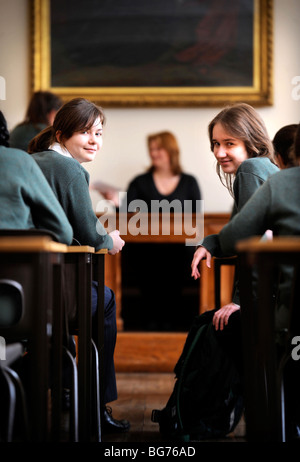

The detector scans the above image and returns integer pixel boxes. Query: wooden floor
[102,372,247,443]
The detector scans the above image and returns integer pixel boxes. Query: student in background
[28,98,129,433]
[10,91,63,152]
[272,124,298,169]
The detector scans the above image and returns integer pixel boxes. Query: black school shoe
[102,406,130,433]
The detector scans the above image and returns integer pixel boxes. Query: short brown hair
[273,124,298,168]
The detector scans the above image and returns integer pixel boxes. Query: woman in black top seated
[122,131,202,331]
[126,131,201,212]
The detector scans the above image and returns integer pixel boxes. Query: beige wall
[1,0,300,212]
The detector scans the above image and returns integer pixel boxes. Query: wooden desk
[66,246,107,442]
[98,212,233,371]
[0,236,67,441]
[93,249,108,417]
[0,235,67,253]
[0,237,107,441]
[65,245,95,441]
[237,237,300,442]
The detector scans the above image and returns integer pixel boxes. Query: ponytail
[28,126,55,153]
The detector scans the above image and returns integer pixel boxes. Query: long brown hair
[22,91,62,126]
[208,103,275,195]
[147,131,183,175]
[28,98,105,153]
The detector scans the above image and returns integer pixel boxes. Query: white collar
[49,142,73,158]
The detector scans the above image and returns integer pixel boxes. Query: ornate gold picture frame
[31,0,272,107]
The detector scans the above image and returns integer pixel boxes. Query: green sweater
[10,123,46,152]
[219,167,300,252]
[32,150,113,251]
[0,146,73,244]
[219,167,300,331]
[200,157,279,256]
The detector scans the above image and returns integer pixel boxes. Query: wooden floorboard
[114,333,187,372]
[102,372,247,443]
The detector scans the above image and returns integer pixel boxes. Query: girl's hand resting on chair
[212,303,240,331]
[191,246,212,280]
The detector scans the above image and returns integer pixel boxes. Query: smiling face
[58,117,103,164]
[212,122,248,175]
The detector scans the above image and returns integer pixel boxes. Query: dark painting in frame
[31,0,273,107]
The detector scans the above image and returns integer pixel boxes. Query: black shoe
[102,406,130,433]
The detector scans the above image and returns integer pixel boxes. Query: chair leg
[1,369,16,442]
[91,339,101,442]
[63,347,78,442]
[277,351,295,443]
[3,366,30,441]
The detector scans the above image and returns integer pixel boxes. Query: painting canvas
[32,0,272,106]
